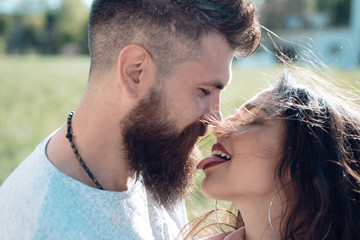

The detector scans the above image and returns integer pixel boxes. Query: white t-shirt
[0,134,187,240]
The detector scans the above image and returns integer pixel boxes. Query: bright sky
[0,0,266,14]
[0,0,94,13]
[82,0,93,7]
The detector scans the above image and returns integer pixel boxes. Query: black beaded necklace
[66,111,104,190]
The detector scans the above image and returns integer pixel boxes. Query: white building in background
[238,0,360,69]
[277,0,360,68]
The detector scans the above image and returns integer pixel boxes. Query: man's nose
[205,94,222,121]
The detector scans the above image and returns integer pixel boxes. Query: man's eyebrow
[202,81,225,90]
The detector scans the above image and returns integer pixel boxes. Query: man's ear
[117,44,155,98]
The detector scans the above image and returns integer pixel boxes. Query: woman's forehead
[239,88,275,114]
[246,88,274,105]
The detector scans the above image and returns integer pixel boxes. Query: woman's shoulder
[200,227,245,240]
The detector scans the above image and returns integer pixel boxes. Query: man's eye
[201,88,211,96]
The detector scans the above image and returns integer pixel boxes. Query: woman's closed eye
[212,103,270,138]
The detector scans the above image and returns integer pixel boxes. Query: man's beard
[121,88,207,209]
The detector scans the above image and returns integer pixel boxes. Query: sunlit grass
[0,54,89,183]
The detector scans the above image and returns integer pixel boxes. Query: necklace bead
[66,111,104,190]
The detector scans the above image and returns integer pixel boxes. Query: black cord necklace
[66,111,104,190]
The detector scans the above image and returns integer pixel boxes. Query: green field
[1,54,359,219]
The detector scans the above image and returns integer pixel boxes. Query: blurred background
[0,0,359,219]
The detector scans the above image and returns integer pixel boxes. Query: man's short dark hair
[88,0,261,76]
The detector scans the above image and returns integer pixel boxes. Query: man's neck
[46,89,136,192]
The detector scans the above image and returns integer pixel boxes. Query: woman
[179,71,360,240]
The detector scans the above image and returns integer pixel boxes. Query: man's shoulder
[0,134,54,193]
[0,134,188,239]
[0,135,62,238]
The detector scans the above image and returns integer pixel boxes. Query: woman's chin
[200,179,226,201]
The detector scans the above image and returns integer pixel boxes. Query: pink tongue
[203,161,225,170]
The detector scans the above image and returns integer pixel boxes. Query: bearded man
[0,0,260,239]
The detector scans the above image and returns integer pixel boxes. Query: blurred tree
[7,14,46,54]
[259,0,351,30]
[1,0,89,55]
[259,0,307,30]
[315,0,350,26]
[0,14,12,37]
[0,15,8,36]
[1,0,51,53]
[0,14,12,53]
[53,0,89,54]
[38,12,57,54]
[0,0,49,15]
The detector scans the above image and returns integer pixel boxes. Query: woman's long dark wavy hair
[178,70,360,239]
[273,71,360,239]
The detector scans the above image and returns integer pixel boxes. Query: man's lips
[196,142,232,170]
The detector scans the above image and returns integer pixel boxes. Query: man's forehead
[197,33,233,79]
[197,61,232,88]
[174,57,232,88]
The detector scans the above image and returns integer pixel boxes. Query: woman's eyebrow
[243,102,270,116]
